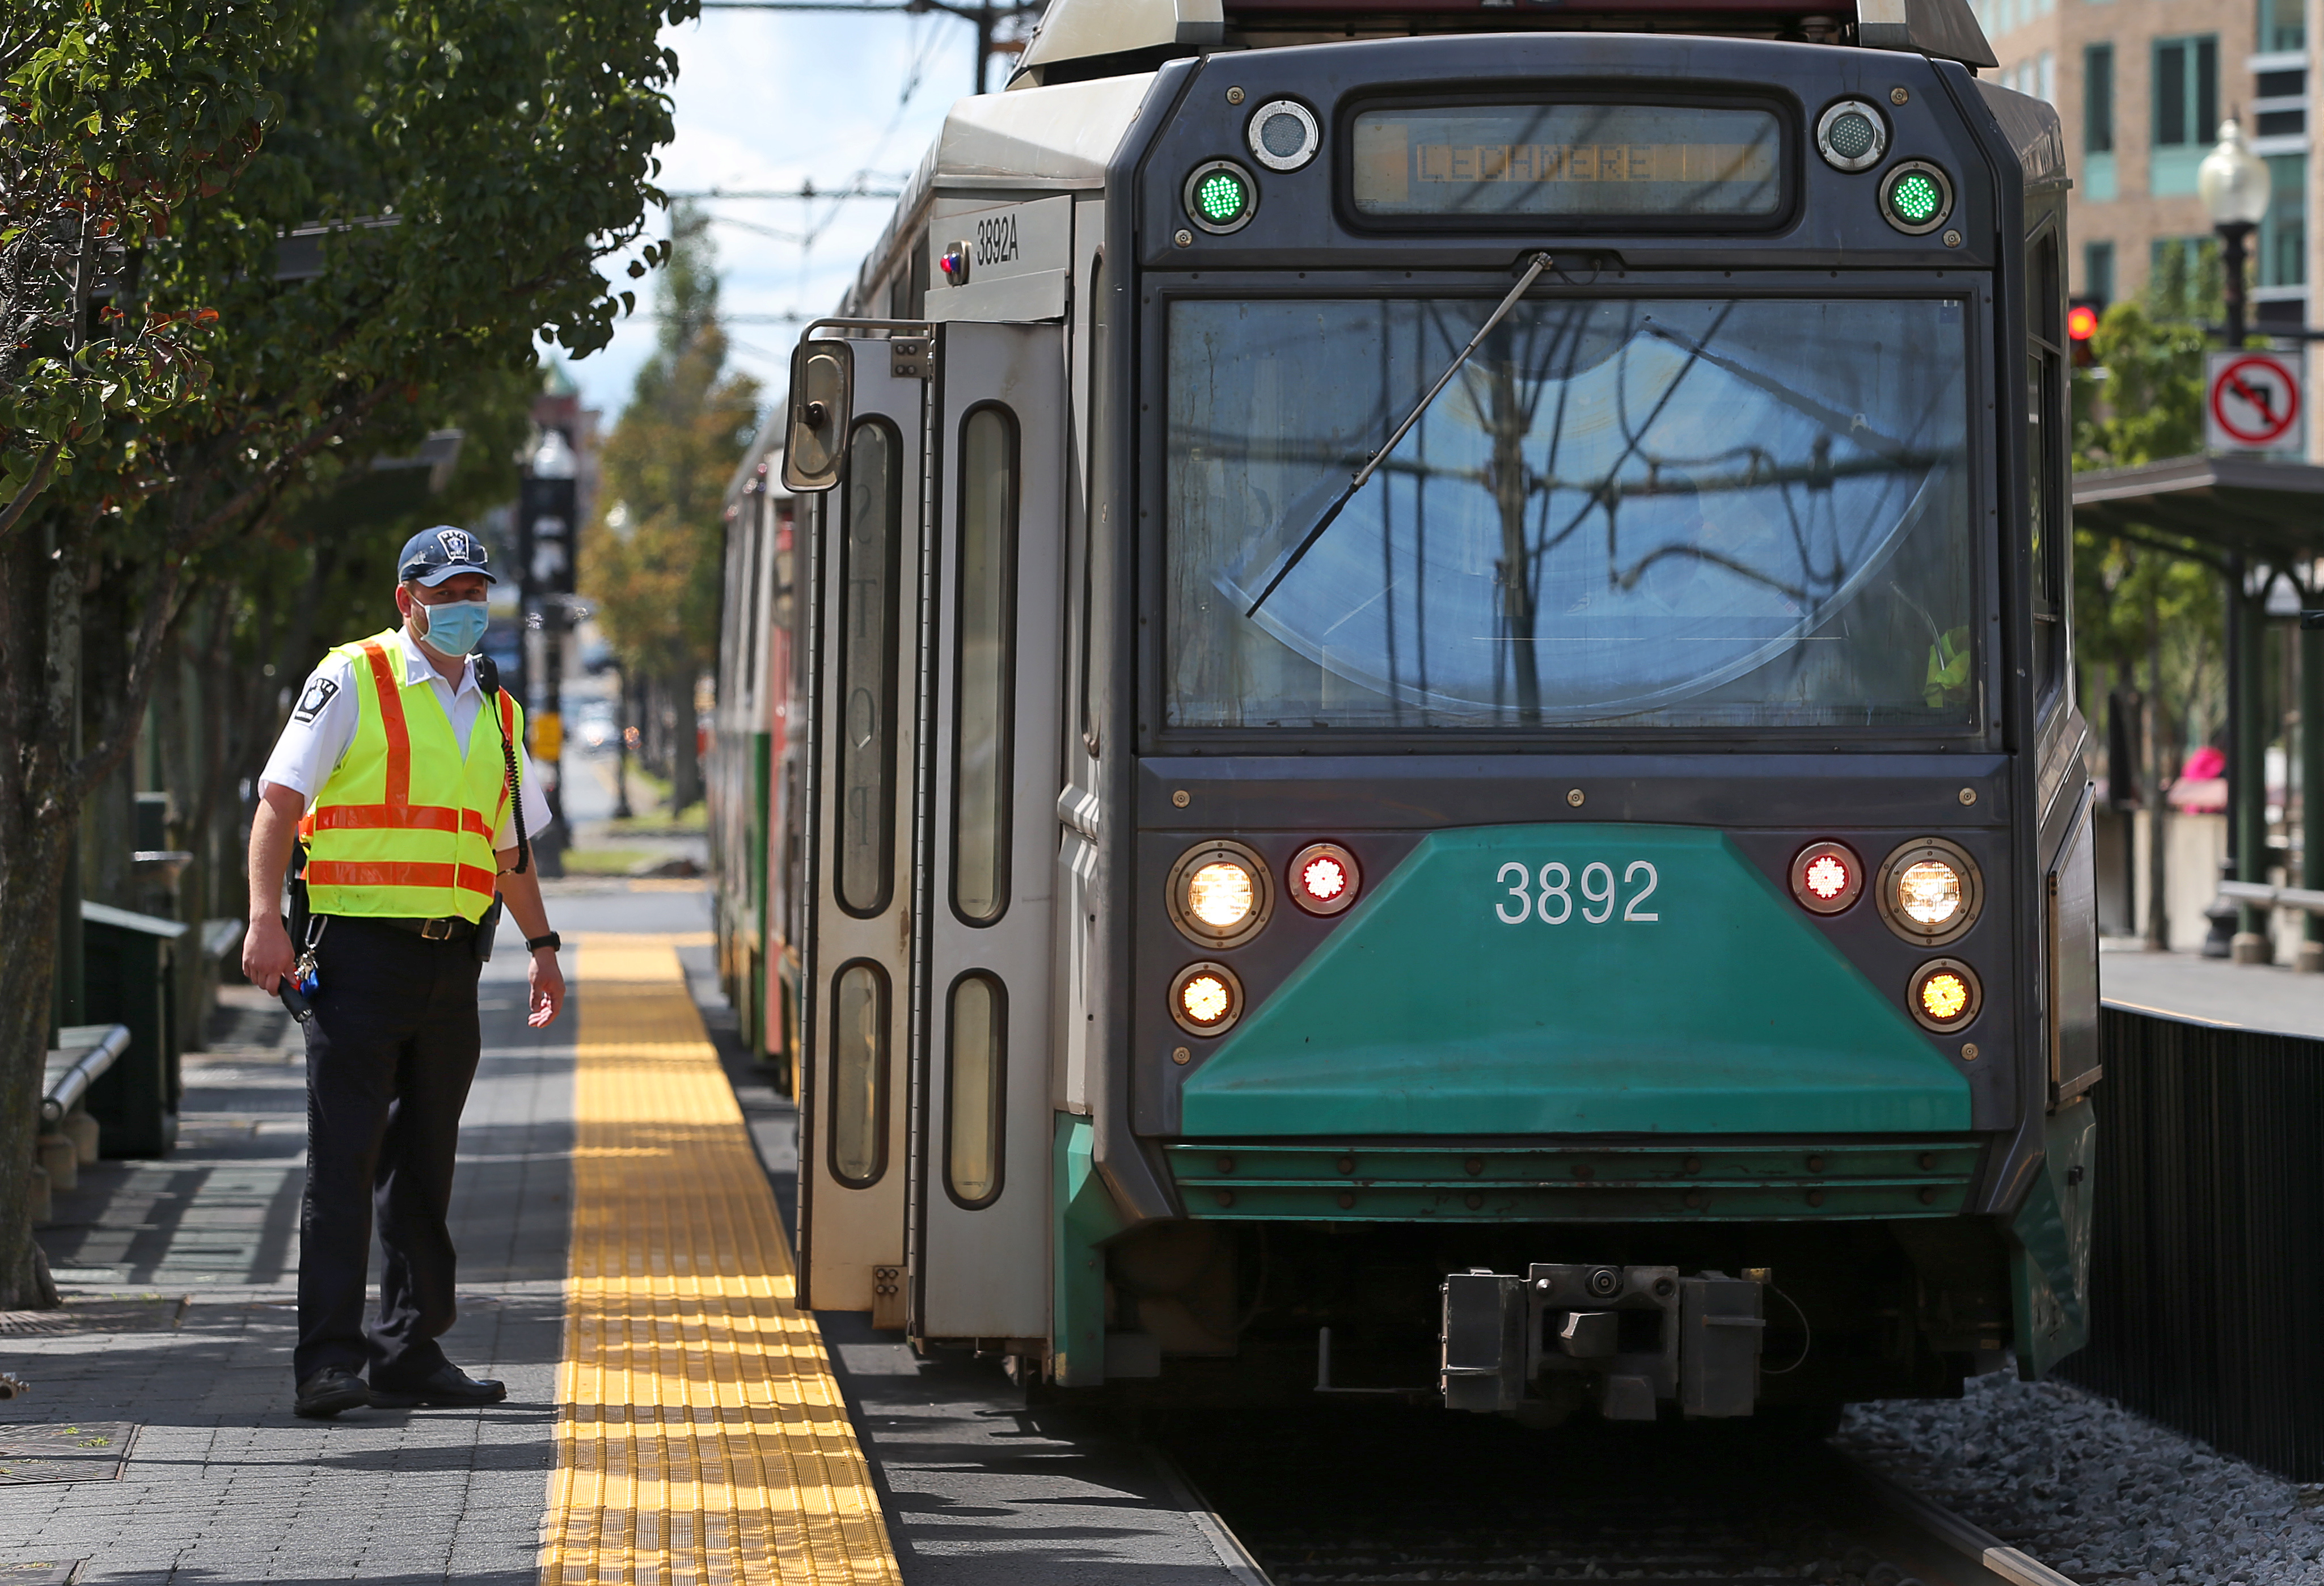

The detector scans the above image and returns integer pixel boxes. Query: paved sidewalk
[0,879,1247,1585]
[2101,937,2324,1037]
[0,910,586,1583]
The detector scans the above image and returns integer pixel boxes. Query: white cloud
[551,10,973,424]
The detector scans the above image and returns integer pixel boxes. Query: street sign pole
[518,435,580,877]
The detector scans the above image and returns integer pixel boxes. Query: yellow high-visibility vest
[299,629,523,922]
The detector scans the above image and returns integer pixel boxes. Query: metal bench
[38,1023,131,1197]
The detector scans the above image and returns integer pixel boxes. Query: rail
[1843,1454,2079,1586]
[42,1023,130,1127]
[1156,1415,2080,1585]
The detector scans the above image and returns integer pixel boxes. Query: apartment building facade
[1976,0,2312,445]
[1977,0,2308,325]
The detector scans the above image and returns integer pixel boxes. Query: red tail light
[1289,842,1360,916]
[1789,841,1862,914]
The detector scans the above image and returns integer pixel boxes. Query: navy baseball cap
[398,525,497,587]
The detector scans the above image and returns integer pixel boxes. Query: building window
[2262,0,2304,53]
[2254,65,2307,140]
[2152,36,2220,196]
[2085,45,2114,152]
[2261,154,2308,288]
[2003,53,2056,102]
[2083,45,2117,198]
[2085,240,2116,306]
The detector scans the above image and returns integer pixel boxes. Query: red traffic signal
[2067,298,2102,366]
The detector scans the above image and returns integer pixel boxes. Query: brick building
[1979,0,2306,323]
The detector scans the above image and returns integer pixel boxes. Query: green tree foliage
[2069,250,2230,791]
[2071,302,2209,471]
[0,0,695,1309]
[1,1,282,531]
[582,206,760,812]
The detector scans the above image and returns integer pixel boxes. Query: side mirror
[781,339,853,492]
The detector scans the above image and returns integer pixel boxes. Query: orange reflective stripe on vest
[301,629,525,923]
[303,859,499,898]
[361,642,413,805]
[302,804,497,839]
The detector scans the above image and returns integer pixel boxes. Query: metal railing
[2056,1006,2324,1480]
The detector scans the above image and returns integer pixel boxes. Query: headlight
[1898,860,1963,926]
[1172,961,1244,1037]
[1788,841,1861,914]
[1288,841,1360,916]
[1878,838,1982,946]
[1909,959,1982,1033]
[1167,840,1271,948]
[1188,862,1254,928]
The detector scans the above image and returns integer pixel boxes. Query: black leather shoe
[293,1367,372,1419]
[367,1363,507,1408]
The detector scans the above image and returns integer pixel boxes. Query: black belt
[327,914,477,942]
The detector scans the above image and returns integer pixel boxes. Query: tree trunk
[0,521,83,1309]
[0,822,67,1311]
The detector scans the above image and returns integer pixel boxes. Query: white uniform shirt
[260,625,552,851]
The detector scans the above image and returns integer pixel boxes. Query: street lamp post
[2199,118,2276,962]
[520,427,581,877]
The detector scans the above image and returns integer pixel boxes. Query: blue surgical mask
[416,598,491,657]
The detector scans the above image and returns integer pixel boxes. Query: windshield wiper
[1244,251,1553,619]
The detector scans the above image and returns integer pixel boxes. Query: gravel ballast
[1838,1372,2324,1584]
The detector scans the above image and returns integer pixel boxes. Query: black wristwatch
[526,931,562,954]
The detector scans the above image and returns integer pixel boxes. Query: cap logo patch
[293,677,340,723]
[436,528,476,563]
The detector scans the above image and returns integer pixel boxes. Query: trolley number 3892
[1494,861,1660,926]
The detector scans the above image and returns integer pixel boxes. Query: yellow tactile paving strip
[539,934,902,1585]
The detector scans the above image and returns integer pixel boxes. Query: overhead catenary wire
[665,185,907,200]
[643,0,983,390]
[700,0,1047,93]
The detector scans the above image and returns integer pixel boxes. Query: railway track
[1153,1406,2077,1586]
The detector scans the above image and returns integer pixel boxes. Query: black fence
[2057,1007,2324,1480]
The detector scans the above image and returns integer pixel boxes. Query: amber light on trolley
[1909,957,1981,1032]
[1172,961,1245,1037]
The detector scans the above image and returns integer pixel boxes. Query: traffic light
[2067,297,2102,365]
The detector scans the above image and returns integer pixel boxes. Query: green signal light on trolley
[1184,160,1257,234]
[1879,161,1953,235]
[1197,171,1248,221]
[1888,172,1941,222]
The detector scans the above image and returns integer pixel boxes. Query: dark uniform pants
[294,916,483,1385]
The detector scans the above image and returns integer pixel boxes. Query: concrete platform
[2101,937,2324,1038]
[0,882,1249,1584]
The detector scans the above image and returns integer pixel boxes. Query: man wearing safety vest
[243,526,564,1420]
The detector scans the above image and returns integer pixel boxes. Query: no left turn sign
[2207,351,2304,452]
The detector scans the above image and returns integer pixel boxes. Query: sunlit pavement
[2101,935,2324,1037]
[0,883,700,1583]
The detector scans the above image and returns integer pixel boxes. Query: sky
[550,7,981,425]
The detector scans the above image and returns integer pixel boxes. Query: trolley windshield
[1164,297,1977,731]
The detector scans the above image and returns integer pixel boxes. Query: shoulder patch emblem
[293,676,340,723]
